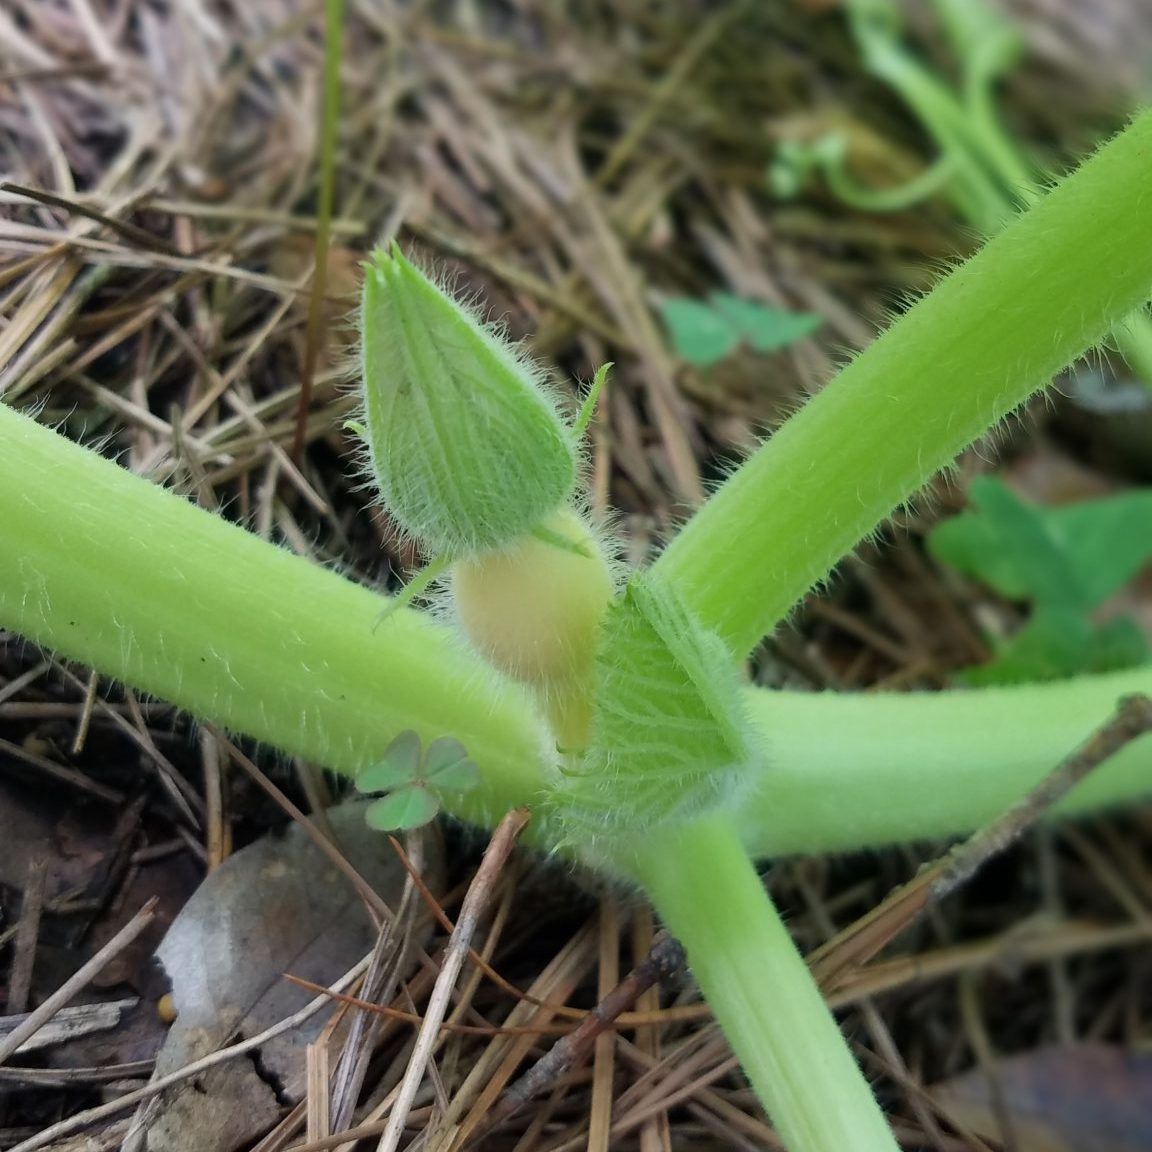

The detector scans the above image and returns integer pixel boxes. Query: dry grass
[2,1,1152,1149]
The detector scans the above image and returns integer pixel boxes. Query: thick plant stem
[4,404,1152,852]
[655,109,1152,657]
[0,403,550,831]
[737,668,1152,857]
[630,816,898,1152]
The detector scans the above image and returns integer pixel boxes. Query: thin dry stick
[811,693,1152,992]
[550,1053,743,1152]
[7,855,48,1015]
[593,2,742,188]
[283,1119,392,1152]
[278,975,573,1036]
[376,808,531,1152]
[0,657,51,705]
[828,923,1152,1013]
[328,833,425,1133]
[388,836,681,1025]
[615,1030,764,1143]
[0,1059,154,1086]
[51,666,200,822]
[0,732,123,804]
[631,907,672,1152]
[9,954,373,1152]
[307,1042,331,1144]
[69,667,99,754]
[200,727,230,870]
[461,932,687,1149]
[0,897,158,1064]
[588,896,620,1152]
[0,181,183,255]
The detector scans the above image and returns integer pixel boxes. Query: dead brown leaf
[126,801,443,1152]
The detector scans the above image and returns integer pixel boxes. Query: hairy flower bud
[358,243,577,556]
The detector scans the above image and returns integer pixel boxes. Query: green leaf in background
[1089,616,1151,672]
[936,477,1088,610]
[959,607,1092,687]
[659,293,822,368]
[1050,495,1152,604]
[928,476,1152,685]
[927,493,1027,598]
[930,478,1152,608]
[659,298,739,365]
[708,293,824,354]
[960,611,1149,688]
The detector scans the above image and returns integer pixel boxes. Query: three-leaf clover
[355,730,480,831]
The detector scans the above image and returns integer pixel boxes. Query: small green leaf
[1049,493,1152,605]
[958,611,1148,688]
[959,607,1093,686]
[928,478,1086,610]
[356,729,422,793]
[659,294,822,368]
[659,297,739,366]
[709,293,823,354]
[365,785,440,831]
[929,478,1152,612]
[930,477,1152,684]
[423,737,480,791]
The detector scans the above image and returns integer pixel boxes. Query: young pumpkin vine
[3,110,1152,1152]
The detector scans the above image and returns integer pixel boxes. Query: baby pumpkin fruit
[451,507,615,692]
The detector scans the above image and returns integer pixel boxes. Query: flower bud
[358,243,577,556]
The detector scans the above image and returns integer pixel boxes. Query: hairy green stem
[630,816,898,1152]
[736,668,1152,857]
[657,109,1152,657]
[0,403,549,831]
